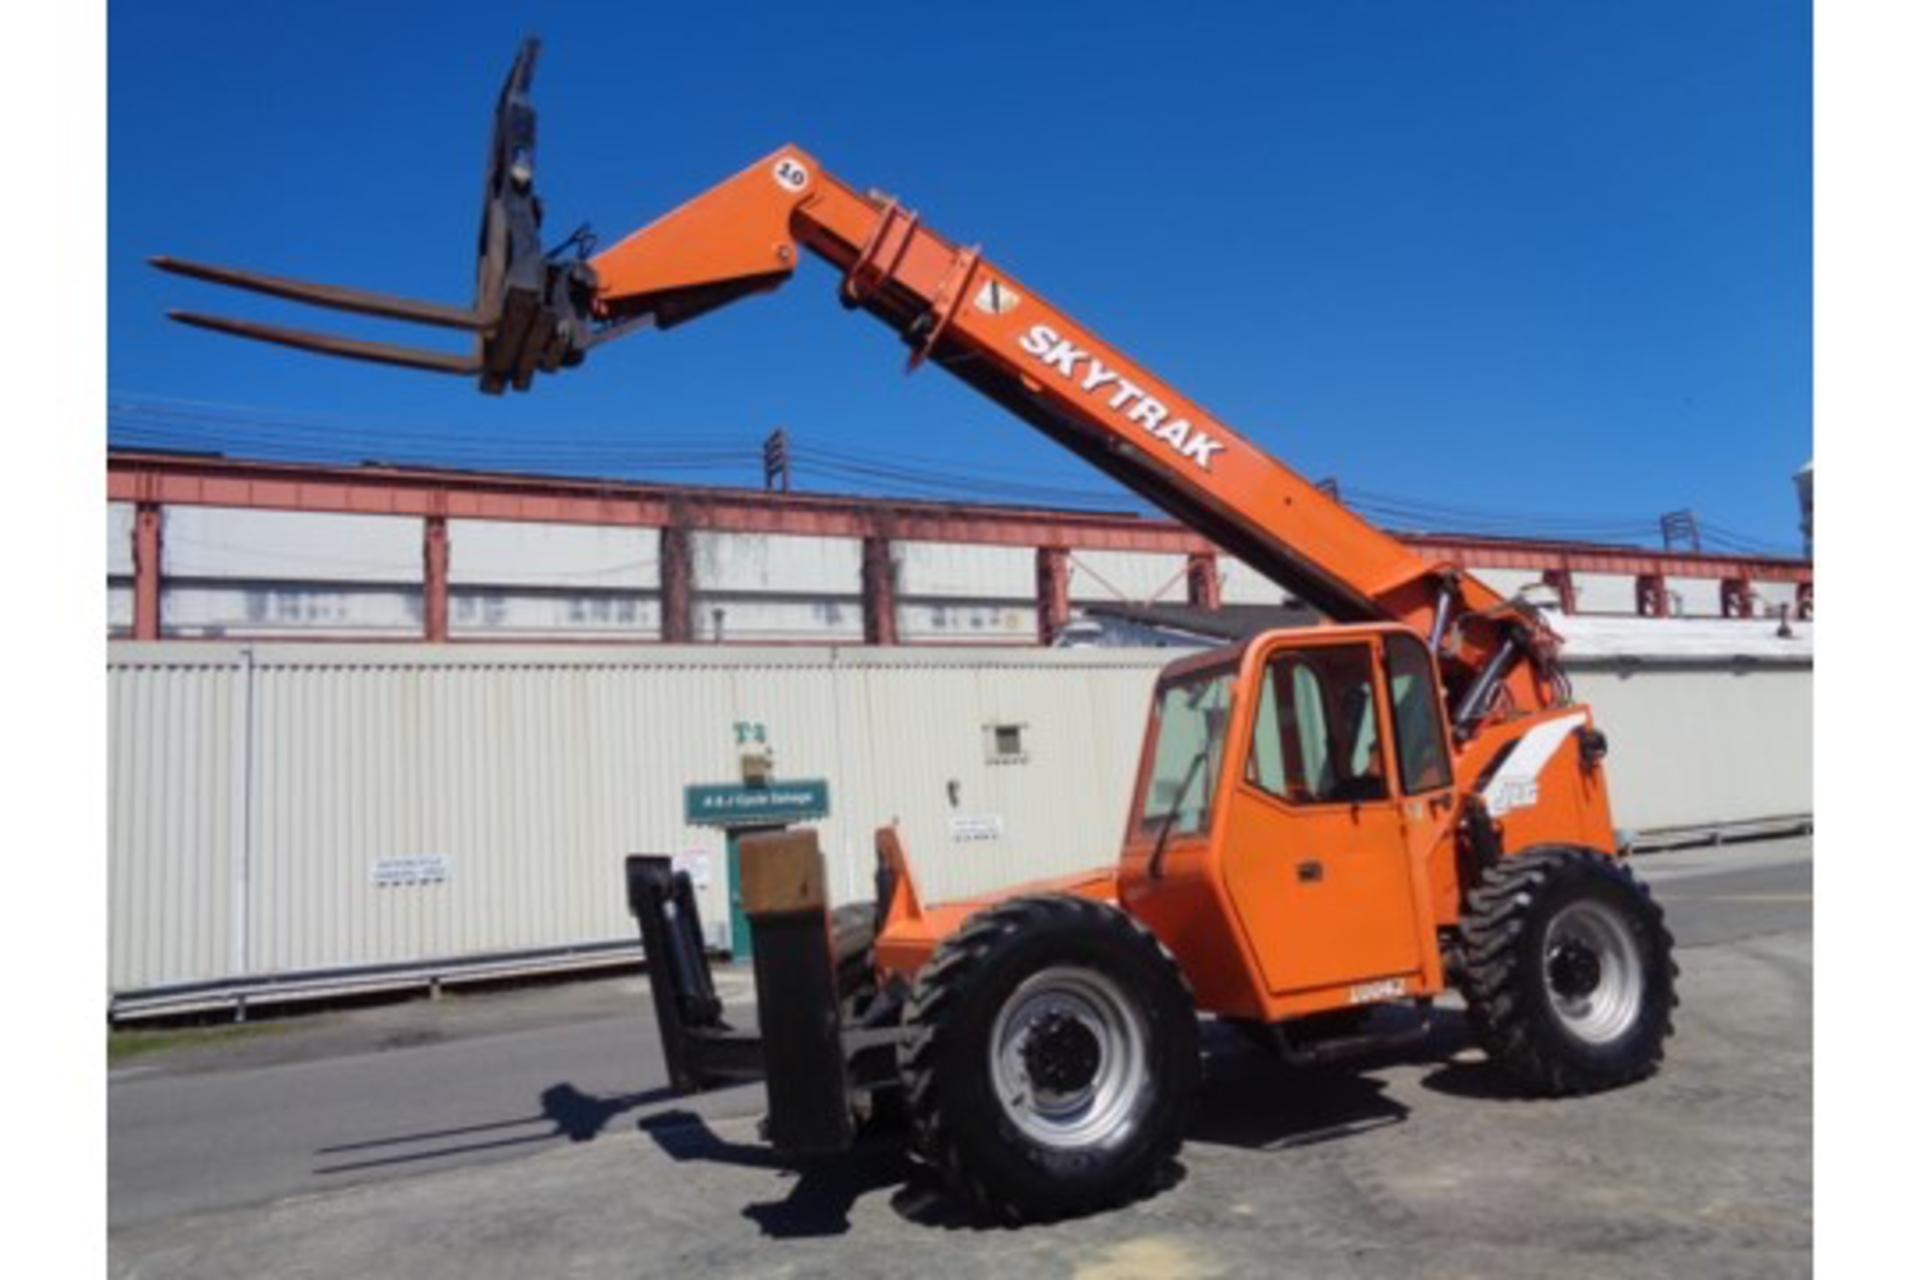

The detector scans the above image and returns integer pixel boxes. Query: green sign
[684,779,830,828]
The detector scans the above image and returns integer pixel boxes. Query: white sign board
[673,850,714,890]
[949,814,1006,843]
[372,854,451,887]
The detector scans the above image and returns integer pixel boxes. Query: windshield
[1135,667,1237,839]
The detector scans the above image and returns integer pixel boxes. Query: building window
[986,723,1028,765]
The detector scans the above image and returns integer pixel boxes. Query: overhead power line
[106,390,1803,555]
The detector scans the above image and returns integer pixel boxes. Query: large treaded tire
[1461,846,1678,1096]
[897,894,1200,1223]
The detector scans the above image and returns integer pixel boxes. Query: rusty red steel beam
[1403,539,1808,583]
[107,453,1207,554]
[106,452,1810,583]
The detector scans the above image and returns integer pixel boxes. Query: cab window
[1136,667,1237,838]
[1384,633,1453,793]
[1245,644,1388,804]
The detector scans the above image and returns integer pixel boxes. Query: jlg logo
[1017,324,1226,471]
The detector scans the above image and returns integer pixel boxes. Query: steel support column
[861,535,898,646]
[1634,573,1669,618]
[661,522,694,643]
[1186,552,1221,610]
[133,502,163,640]
[1720,578,1754,619]
[1036,546,1072,645]
[1543,567,1577,615]
[423,516,450,641]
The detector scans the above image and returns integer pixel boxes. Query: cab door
[1218,634,1428,1003]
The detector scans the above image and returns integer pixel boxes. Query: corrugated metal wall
[158,507,426,639]
[1069,550,1189,603]
[1217,557,1289,604]
[448,519,661,640]
[1567,662,1812,834]
[1574,573,1638,614]
[109,657,247,990]
[107,642,1809,1000]
[107,644,1165,996]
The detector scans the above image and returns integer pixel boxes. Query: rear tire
[1461,846,1678,1095]
[898,894,1199,1223]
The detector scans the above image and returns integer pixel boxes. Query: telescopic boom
[155,43,1567,734]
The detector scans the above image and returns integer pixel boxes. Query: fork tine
[152,257,496,333]
[167,312,483,376]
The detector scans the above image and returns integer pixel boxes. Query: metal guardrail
[108,938,650,1024]
[1622,814,1813,854]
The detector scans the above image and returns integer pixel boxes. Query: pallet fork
[624,829,901,1156]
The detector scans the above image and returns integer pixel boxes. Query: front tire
[898,894,1199,1223]
[1461,846,1678,1095]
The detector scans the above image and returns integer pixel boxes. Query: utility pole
[1659,510,1701,554]
[763,428,791,494]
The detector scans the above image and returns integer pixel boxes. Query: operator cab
[1119,623,1456,1022]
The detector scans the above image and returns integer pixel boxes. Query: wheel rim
[1542,899,1645,1045]
[988,966,1149,1150]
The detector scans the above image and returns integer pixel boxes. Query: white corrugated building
[104,454,1812,1017]
[106,616,1809,1017]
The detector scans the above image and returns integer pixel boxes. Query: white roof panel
[1552,612,1812,662]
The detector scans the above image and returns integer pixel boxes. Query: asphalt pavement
[108,835,1812,1278]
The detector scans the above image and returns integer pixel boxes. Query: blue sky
[108,0,1810,554]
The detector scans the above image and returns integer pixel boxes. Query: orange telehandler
[156,40,1677,1222]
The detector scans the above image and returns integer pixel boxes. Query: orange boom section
[588,147,1563,729]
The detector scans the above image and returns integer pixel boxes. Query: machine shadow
[636,1012,1503,1236]
[1186,1007,1522,1150]
[1189,1037,1411,1151]
[1418,1057,1538,1101]
[639,1109,979,1238]
[313,1081,686,1176]
[638,1108,1185,1236]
